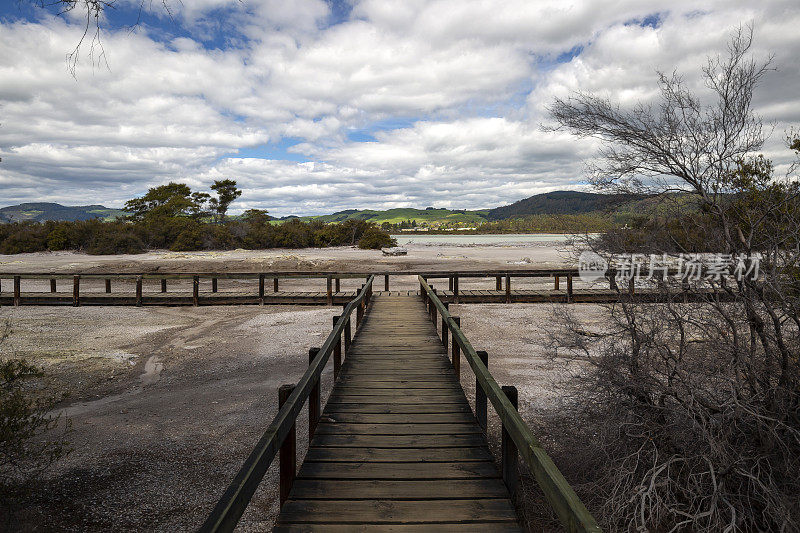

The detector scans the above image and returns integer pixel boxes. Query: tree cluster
[0,180,395,254]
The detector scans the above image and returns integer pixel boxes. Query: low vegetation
[0,321,71,524]
[0,181,396,254]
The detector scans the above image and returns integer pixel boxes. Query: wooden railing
[422,270,578,303]
[0,272,374,306]
[198,275,375,533]
[418,275,602,532]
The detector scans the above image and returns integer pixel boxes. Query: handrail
[0,266,738,280]
[418,275,602,533]
[199,275,375,533]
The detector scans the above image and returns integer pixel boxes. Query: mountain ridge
[0,191,647,225]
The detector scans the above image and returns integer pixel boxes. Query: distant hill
[286,207,489,226]
[0,190,669,227]
[486,191,639,220]
[0,203,125,223]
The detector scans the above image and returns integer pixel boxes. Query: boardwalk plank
[303,447,492,463]
[277,499,518,523]
[287,478,508,499]
[275,294,520,530]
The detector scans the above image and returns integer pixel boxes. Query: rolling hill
[0,190,670,227]
[485,190,639,220]
[0,203,125,223]
[288,207,488,226]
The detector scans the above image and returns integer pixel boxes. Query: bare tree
[542,26,800,532]
[28,0,175,74]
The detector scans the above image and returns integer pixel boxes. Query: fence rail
[198,275,375,533]
[418,275,602,533]
[0,268,733,307]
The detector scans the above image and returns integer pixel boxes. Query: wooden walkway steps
[274,294,521,531]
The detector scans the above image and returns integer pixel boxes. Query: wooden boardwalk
[274,294,521,531]
[0,288,708,306]
[0,290,359,306]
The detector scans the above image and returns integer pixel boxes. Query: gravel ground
[1,305,341,531]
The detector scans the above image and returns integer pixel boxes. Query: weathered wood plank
[324,404,472,414]
[274,294,520,530]
[287,478,508,500]
[316,412,476,424]
[310,433,488,448]
[275,523,521,532]
[277,499,517,524]
[303,446,492,462]
[314,423,482,435]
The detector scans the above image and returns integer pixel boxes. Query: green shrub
[45,225,69,250]
[358,227,396,249]
[87,230,145,255]
[0,323,71,488]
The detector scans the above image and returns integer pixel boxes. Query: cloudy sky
[0,1,798,216]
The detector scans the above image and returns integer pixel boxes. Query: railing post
[476,351,488,431]
[451,316,460,380]
[13,276,21,307]
[384,273,389,292]
[212,278,218,293]
[335,277,340,293]
[567,273,574,303]
[449,276,454,291]
[357,286,365,325]
[608,268,618,291]
[496,276,502,291]
[308,348,321,439]
[501,385,519,497]
[441,302,449,351]
[453,275,459,303]
[193,275,199,306]
[259,274,265,303]
[274,277,279,293]
[72,275,80,307]
[136,275,143,307]
[50,278,56,293]
[326,276,333,306]
[431,288,438,324]
[333,316,342,379]
[505,274,511,303]
[161,278,167,293]
[554,275,560,290]
[344,316,352,354]
[105,278,111,293]
[278,384,296,507]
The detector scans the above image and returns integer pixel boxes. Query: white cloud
[0,1,799,215]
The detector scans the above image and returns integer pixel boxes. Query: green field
[288,207,490,227]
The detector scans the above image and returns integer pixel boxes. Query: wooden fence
[198,275,375,532]
[419,275,602,532]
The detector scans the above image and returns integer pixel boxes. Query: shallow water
[391,233,584,245]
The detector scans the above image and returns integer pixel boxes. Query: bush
[87,230,146,255]
[0,216,399,253]
[358,227,396,249]
[0,324,71,487]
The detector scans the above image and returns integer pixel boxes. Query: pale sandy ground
[0,242,606,531]
[0,240,573,274]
